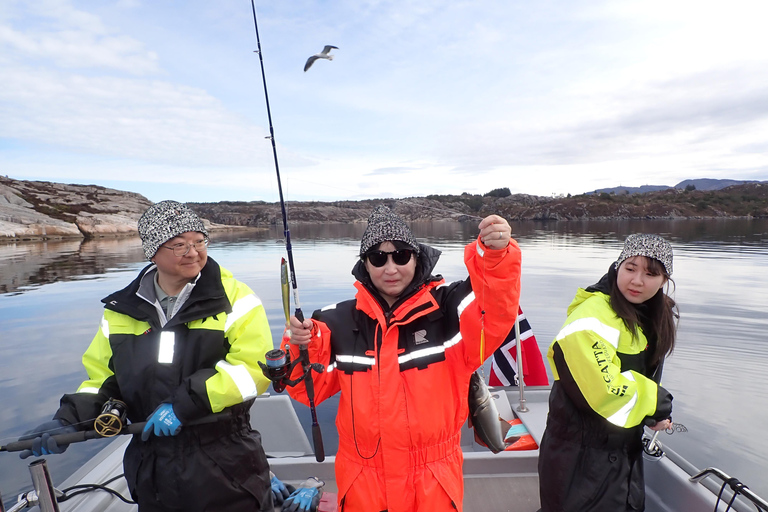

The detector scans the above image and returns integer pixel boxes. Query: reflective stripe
[445,332,462,348]
[336,354,376,366]
[158,331,175,364]
[397,332,462,364]
[457,291,475,317]
[100,316,110,338]
[216,361,259,400]
[398,345,444,364]
[556,317,620,349]
[607,371,638,426]
[476,243,485,257]
[78,387,100,394]
[224,294,261,332]
[321,303,337,312]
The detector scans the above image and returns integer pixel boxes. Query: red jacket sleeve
[460,236,522,371]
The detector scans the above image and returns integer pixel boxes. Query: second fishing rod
[249,1,325,463]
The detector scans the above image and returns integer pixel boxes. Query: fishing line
[349,326,380,460]
[249,0,324,462]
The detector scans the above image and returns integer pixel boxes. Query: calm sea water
[2,219,767,507]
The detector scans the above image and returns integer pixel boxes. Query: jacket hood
[585,263,616,295]
[352,242,442,310]
[566,263,615,316]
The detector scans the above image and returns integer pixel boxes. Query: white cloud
[0,0,159,74]
[1,0,767,202]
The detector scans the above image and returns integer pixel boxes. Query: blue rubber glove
[271,474,291,505]
[282,487,321,512]
[18,419,77,459]
[141,403,182,441]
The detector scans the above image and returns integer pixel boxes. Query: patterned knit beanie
[359,205,419,256]
[615,234,673,275]
[137,200,208,259]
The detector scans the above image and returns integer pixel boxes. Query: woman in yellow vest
[539,234,678,512]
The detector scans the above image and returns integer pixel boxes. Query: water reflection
[0,237,145,295]
[3,219,766,296]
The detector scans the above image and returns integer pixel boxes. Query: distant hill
[674,178,761,191]
[589,178,763,195]
[2,176,767,241]
[588,185,671,195]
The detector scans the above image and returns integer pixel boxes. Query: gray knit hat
[137,200,208,259]
[615,234,673,275]
[359,205,419,256]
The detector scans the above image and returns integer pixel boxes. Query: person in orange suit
[286,205,522,512]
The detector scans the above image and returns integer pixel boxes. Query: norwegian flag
[488,307,549,387]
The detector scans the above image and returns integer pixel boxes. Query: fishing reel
[94,398,129,437]
[259,345,324,393]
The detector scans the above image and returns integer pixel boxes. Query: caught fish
[468,371,507,453]
[281,258,290,323]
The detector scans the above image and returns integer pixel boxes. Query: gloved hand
[18,419,77,459]
[270,473,291,505]
[282,487,321,512]
[141,403,182,441]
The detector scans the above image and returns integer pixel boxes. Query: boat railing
[690,467,768,511]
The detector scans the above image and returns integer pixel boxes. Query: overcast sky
[2,0,767,203]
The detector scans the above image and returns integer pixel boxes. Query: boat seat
[251,394,314,458]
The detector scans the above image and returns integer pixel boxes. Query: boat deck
[51,387,549,512]
[33,386,763,511]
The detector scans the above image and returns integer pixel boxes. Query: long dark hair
[609,257,679,367]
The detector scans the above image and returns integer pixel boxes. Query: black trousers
[538,427,645,512]
[124,419,273,512]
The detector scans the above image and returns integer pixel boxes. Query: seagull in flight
[304,45,338,72]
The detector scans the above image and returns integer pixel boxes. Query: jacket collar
[351,243,443,312]
[102,257,229,326]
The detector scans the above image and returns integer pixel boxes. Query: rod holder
[514,313,529,413]
[28,459,60,512]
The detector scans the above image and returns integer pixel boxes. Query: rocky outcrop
[0,176,252,241]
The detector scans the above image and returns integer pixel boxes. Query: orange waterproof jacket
[287,237,521,512]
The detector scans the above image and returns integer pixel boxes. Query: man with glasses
[17,200,275,512]
[286,205,521,512]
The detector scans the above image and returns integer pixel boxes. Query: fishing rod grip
[312,425,325,462]
[295,308,309,356]
[1,430,96,453]
[2,412,232,453]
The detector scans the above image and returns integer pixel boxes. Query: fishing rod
[1,423,146,454]
[1,402,233,455]
[249,1,325,463]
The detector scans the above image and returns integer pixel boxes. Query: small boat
[5,385,767,512]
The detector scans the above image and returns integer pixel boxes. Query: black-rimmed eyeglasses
[365,249,415,267]
[160,239,209,257]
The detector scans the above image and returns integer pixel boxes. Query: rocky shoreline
[0,176,258,241]
[2,176,766,241]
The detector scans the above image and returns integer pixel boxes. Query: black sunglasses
[365,249,415,268]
